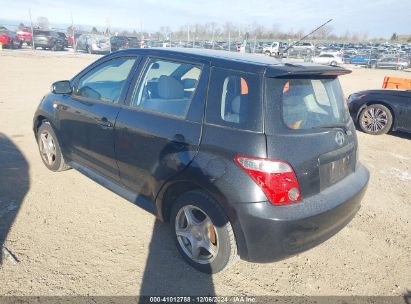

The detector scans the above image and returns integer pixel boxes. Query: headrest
[158,75,184,99]
[231,96,242,114]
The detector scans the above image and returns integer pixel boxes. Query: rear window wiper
[312,123,348,131]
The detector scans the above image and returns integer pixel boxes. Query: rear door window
[132,58,202,118]
[206,67,262,132]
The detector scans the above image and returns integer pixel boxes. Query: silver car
[76,34,111,54]
[376,57,409,70]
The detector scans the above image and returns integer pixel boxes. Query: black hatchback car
[33,49,369,273]
[33,30,65,51]
[110,35,140,52]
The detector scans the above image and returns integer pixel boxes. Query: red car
[16,28,32,45]
[0,29,21,48]
[67,33,81,48]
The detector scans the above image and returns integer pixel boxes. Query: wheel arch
[33,114,66,149]
[33,115,49,139]
[156,180,202,223]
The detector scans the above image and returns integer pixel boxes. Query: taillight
[234,155,301,205]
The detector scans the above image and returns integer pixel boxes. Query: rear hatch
[264,73,357,198]
[33,31,51,43]
[127,37,139,48]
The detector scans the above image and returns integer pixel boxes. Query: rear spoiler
[266,63,352,78]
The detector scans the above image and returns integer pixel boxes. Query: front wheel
[264,51,271,56]
[359,104,393,135]
[37,122,70,171]
[170,191,238,273]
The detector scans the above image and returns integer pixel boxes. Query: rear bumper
[234,164,369,262]
[34,41,53,47]
[91,46,111,53]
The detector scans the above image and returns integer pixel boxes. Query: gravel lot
[0,50,410,296]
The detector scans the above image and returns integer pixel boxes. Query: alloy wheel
[361,107,388,133]
[39,131,57,166]
[175,205,219,264]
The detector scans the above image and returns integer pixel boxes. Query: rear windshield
[34,31,51,35]
[275,78,349,130]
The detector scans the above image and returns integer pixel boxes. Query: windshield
[275,78,349,130]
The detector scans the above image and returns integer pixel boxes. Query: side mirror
[51,80,72,94]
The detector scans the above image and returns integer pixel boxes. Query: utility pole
[70,12,76,52]
[211,23,215,49]
[28,8,35,50]
[187,25,190,45]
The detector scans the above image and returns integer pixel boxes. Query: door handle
[97,117,113,128]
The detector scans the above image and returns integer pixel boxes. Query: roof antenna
[283,19,333,54]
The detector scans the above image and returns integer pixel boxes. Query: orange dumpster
[382,76,411,90]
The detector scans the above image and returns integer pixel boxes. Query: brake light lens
[234,155,301,205]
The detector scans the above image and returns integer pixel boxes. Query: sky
[1,0,411,38]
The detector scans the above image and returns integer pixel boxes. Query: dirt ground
[0,50,410,296]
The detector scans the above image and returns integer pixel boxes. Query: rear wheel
[264,51,271,56]
[37,122,70,171]
[359,104,393,135]
[170,191,238,273]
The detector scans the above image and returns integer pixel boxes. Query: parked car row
[2,24,411,67]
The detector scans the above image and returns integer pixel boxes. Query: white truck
[263,41,285,57]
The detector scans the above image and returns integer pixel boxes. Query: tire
[330,61,337,66]
[264,51,271,56]
[51,44,57,51]
[170,190,238,273]
[358,104,393,135]
[397,65,404,71]
[87,46,92,54]
[370,62,377,69]
[37,122,70,171]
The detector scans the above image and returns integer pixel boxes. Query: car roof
[114,48,350,77]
